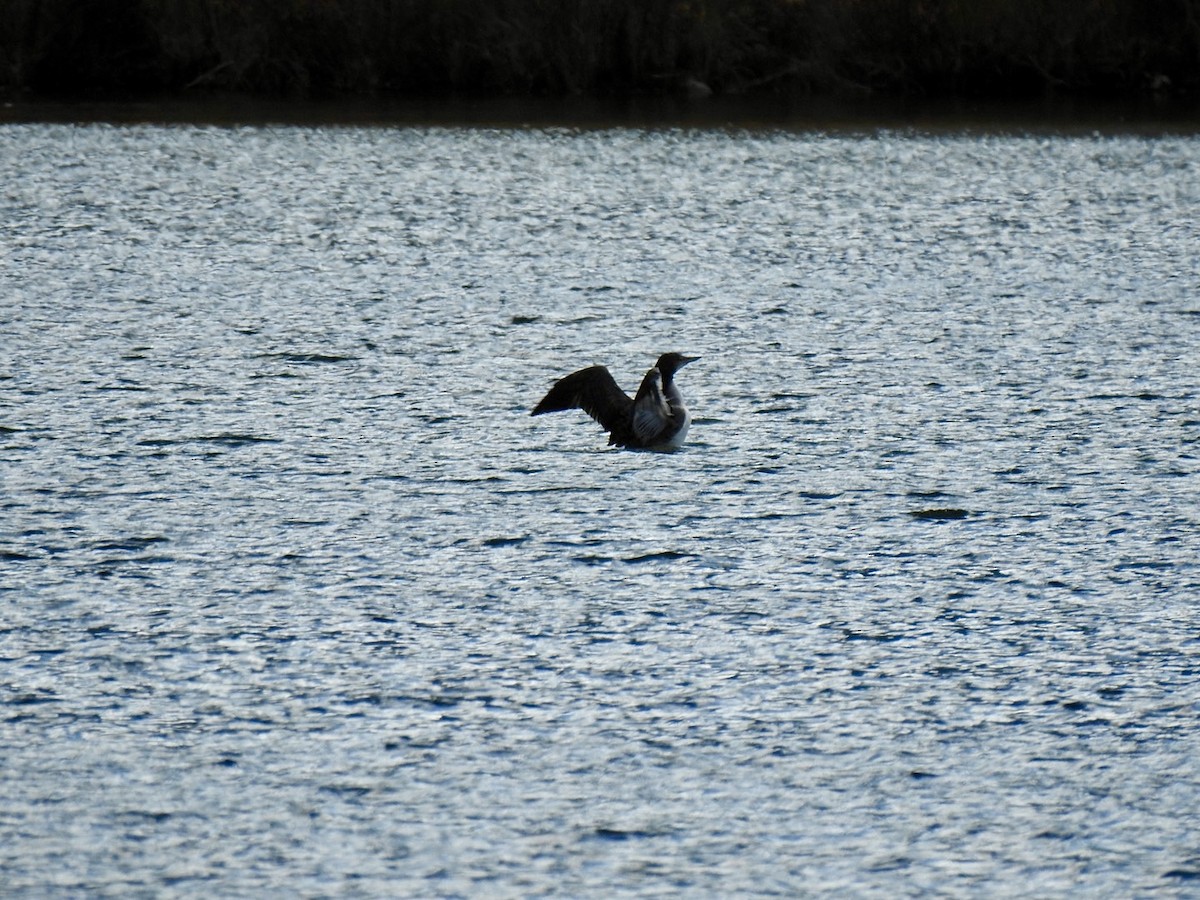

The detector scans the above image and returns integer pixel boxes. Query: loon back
[531,353,699,450]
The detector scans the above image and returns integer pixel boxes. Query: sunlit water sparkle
[2,123,1200,896]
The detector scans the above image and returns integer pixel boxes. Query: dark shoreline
[4,91,1200,134]
[4,1,1198,112]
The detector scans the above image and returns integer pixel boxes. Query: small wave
[258,352,358,364]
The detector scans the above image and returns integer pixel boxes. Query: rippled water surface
[3,122,1200,896]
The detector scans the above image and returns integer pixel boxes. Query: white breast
[663,411,690,448]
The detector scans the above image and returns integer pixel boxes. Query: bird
[531,352,700,450]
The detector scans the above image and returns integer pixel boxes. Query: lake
[2,114,1199,896]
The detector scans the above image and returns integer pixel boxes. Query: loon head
[655,352,700,382]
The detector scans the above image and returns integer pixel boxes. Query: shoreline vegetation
[2,0,1198,104]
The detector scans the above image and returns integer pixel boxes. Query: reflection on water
[2,121,1199,895]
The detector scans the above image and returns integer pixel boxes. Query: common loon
[531,352,700,450]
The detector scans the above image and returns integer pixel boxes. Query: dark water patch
[846,631,904,643]
[867,856,913,873]
[498,485,599,495]
[1163,867,1200,881]
[0,550,40,562]
[482,536,530,548]
[447,474,508,486]
[995,466,1026,477]
[136,434,281,448]
[88,536,169,552]
[623,551,691,564]
[9,691,61,706]
[318,784,373,801]
[249,371,304,380]
[910,508,969,520]
[561,315,605,325]
[751,511,808,521]
[195,433,282,447]
[258,352,359,365]
[1113,559,1177,571]
[89,555,177,574]
[772,392,814,403]
[1034,830,1076,841]
[588,827,671,842]
[1087,391,1170,402]
[115,810,174,826]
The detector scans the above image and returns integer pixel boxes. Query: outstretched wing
[531,365,633,437]
[630,367,673,445]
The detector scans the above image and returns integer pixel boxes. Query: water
[2,121,1200,896]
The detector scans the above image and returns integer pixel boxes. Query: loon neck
[663,377,685,409]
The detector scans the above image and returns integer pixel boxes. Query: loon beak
[680,355,700,367]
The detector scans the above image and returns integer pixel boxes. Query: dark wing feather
[531,365,633,438]
[630,367,673,445]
